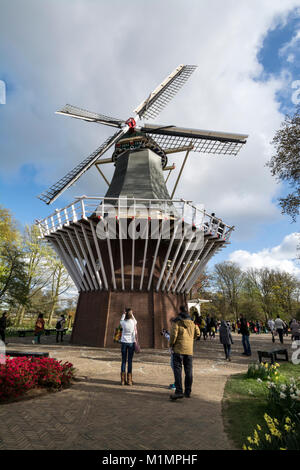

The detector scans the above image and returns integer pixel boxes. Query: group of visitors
[0,312,66,345]
[32,313,66,344]
[119,305,200,400]
[192,313,218,340]
[268,316,300,343]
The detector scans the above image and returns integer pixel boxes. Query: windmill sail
[38,128,126,205]
[56,104,125,128]
[142,123,248,155]
[134,64,197,121]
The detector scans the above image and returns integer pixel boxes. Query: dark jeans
[277,329,284,344]
[0,329,5,343]
[173,353,193,395]
[223,344,231,359]
[34,332,42,344]
[242,334,251,355]
[56,331,64,342]
[121,342,135,373]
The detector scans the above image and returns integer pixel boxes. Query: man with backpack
[169,306,200,400]
[55,314,66,343]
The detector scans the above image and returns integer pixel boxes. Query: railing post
[55,209,62,229]
[80,198,86,220]
[71,204,77,223]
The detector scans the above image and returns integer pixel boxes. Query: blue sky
[0,0,299,277]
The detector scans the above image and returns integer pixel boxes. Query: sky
[0,0,299,279]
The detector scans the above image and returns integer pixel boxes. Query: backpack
[56,320,62,330]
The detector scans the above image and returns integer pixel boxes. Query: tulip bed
[0,356,75,402]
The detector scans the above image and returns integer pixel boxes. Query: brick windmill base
[71,290,186,349]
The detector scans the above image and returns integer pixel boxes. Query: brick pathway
[0,332,294,450]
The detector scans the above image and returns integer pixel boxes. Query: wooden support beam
[95,163,110,186]
[171,145,193,199]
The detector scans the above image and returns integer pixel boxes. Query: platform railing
[36,196,234,241]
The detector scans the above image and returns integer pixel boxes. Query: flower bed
[247,362,280,381]
[223,362,300,450]
[243,368,300,450]
[0,356,75,402]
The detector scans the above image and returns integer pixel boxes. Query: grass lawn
[222,362,300,449]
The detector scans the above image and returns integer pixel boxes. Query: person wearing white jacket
[120,308,137,386]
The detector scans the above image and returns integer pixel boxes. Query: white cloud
[287,53,295,63]
[279,28,300,58]
[0,0,300,239]
[229,233,300,277]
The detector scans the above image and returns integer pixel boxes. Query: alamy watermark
[95,200,207,251]
[0,80,6,105]
[0,340,5,364]
[291,80,300,105]
[291,340,300,365]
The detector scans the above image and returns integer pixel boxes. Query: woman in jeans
[120,308,137,386]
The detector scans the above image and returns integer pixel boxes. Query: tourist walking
[219,320,234,361]
[210,317,217,338]
[205,315,211,337]
[32,314,45,344]
[120,308,137,386]
[200,316,207,340]
[274,315,285,344]
[268,318,275,343]
[169,306,200,400]
[290,319,300,341]
[55,314,66,343]
[240,315,251,356]
[0,312,8,344]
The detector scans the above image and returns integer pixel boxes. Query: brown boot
[121,372,126,385]
[127,372,133,386]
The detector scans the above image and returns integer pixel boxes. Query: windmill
[36,64,248,348]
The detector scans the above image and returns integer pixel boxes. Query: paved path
[0,333,294,450]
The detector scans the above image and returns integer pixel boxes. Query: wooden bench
[18,329,67,337]
[5,351,49,358]
[45,328,67,336]
[18,330,34,337]
[257,348,288,364]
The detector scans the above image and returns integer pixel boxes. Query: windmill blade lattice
[142,124,248,156]
[38,128,125,204]
[56,104,125,128]
[134,64,197,121]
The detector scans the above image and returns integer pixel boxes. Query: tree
[0,206,27,308]
[267,107,300,221]
[189,270,211,300]
[45,258,73,326]
[0,244,27,307]
[242,268,299,321]
[212,262,244,319]
[14,225,54,326]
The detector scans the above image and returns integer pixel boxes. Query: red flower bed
[0,356,75,402]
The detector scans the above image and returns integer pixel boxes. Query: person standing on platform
[169,306,200,400]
